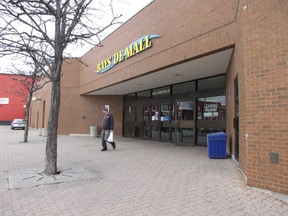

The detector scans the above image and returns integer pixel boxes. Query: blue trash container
[207,132,227,159]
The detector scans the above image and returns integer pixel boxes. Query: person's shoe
[111,142,116,149]
[101,148,107,151]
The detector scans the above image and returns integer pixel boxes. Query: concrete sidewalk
[0,126,287,216]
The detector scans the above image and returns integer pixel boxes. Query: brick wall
[29,0,288,194]
[79,0,237,95]
[30,59,123,136]
[236,0,288,194]
[30,80,51,130]
[0,74,28,123]
[59,59,123,135]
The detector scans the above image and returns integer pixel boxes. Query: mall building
[30,0,288,195]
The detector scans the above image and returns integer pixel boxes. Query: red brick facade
[30,0,288,195]
[237,0,288,195]
[0,74,27,124]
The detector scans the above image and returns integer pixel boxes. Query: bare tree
[0,0,121,175]
[9,66,49,143]
[1,44,52,143]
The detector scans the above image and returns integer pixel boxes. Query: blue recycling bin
[207,132,227,159]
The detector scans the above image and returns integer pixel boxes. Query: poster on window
[203,102,219,118]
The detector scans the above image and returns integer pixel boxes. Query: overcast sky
[0,0,153,73]
[66,0,154,57]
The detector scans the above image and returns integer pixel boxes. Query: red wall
[0,74,27,123]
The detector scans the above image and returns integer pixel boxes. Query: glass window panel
[177,101,193,120]
[124,106,135,121]
[197,128,225,146]
[160,104,171,122]
[160,104,171,142]
[137,90,151,99]
[152,86,171,98]
[151,105,159,121]
[124,93,136,102]
[198,96,225,120]
[198,75,225,91]
[173,81,195,95]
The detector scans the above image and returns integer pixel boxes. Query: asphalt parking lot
[0,126,287,215]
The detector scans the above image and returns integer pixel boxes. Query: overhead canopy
[86,48,233,95]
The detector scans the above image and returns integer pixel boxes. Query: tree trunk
[44,76,61,175]
[44,2,64,175]
[23,92,32,143]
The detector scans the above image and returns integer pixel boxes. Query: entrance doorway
[123,75,226,146]
[175,100,195,145]
[136,103,175,143]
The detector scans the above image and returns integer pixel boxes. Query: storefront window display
[196,96,226,146]
[123,75,226,146]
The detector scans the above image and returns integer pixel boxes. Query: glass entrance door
[140,103,174,142]
[175,101,195,145]
[160,104,174,142]
[123,105,136,137]
[140,104,162,140]
[142,105,151,139]
[151,105,160,141]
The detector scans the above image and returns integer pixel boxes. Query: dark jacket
[102,112,114,130]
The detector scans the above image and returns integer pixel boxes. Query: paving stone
[0,126,287,216]
[8,167,98,189]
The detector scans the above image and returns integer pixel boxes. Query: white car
[11,119,26,130]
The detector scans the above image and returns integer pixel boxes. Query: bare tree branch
[0,0,122,175]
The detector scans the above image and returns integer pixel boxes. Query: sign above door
[96,34,160,74]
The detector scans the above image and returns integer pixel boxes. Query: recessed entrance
[123,75,226,146]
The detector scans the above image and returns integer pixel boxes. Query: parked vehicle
[11,119,26,130]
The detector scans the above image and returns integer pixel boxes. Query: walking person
[101,106,116,151]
